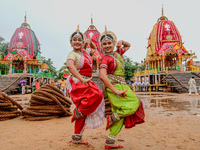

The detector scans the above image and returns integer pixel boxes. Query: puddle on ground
[141,98,200,113]
[12,97,30,109]
[11,96,200,115]
[137,93,174,97]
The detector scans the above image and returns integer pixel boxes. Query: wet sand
[1,92,200,150]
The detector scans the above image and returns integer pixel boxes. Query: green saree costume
[100,47,145,138]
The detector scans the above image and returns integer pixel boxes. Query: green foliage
[124,56,146,80]
[0,36,9,74]
[57,62,69,79]
[0,64,9,75]
[124,56,137,80]
[0,36,9,58]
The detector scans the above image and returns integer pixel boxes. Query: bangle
[122,40,125,45]
[81,78,86,84]
[115,90,119,97]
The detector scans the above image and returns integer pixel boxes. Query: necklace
[105,52,114,56]
[73,49,83,55]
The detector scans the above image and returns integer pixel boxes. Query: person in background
[21,83,26,95]
[60,77,67,96]
[188,77,198,96]
[51,79,55,86]
[35,80,40,90]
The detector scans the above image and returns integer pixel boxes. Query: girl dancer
[99,27,145,149]
[66,26,105,145]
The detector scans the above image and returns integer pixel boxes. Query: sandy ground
[1,92,200,150]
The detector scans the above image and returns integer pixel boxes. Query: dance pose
[99,27,145,149]
[66,26,105,145]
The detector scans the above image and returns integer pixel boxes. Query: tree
[124,56,137,80]
[57,62,68,79]
[124,56,146,80]
[0,36,9,74]
[0,36,4,43]
[0,36,9,58]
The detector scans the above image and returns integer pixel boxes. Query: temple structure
[0,14,42,75]
[145,7,191,72]
[133,8,200,93]
[84,17,104,72]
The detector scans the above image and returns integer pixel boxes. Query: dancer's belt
[107,74,126,85]
[70,74,92,81]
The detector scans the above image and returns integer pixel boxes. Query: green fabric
[106,83,139,117]
[107,52,125,83]
[106,52,140,136]
[113,52,124,76]
[109,118,124,136]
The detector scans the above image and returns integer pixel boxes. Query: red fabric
[74,116,86,134]
[100,48,125,74]
[100,55,115,73]
[124,100,145,128]
[68,50,103,116]
[79,50,93,77]
[35,82,40,90]
[69,78,103,116]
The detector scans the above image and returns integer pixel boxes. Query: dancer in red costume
[66,26,105,145]
[99,26,145,149]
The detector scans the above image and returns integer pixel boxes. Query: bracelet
[122,40,125,45]
[115,90,119,97]
[81,78,86,84]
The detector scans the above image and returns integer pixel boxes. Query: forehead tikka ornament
[102,35,114,43]
[70,24,85,43]
[102,26,113,42]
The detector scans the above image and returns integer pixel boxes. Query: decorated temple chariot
[133,8,200,93]
[0,15,53,78]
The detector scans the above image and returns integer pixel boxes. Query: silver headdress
[99,26,117,46]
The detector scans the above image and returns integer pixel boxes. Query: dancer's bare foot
[72,139,88,145]
[106,115,114,130]
[105,144,124,149]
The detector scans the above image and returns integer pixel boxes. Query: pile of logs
[22,84,72,121]
[0,92,23,121]
[105,97,112,117]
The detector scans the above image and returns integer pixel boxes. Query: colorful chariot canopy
[146,7,188,59]
[4,14,41,60]
[84,17,104,60]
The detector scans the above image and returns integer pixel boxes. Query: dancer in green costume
[99,27,145,149]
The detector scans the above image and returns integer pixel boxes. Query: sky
[0,0,200,70]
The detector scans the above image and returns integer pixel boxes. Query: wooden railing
[134,66,200,77]
[186,66,200,72]
[134,68,158,77]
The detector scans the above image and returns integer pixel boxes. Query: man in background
[188,77,198,96]
[59,77,67,96]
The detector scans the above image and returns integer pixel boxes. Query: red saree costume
[100,47,145,128]
[67,49,105,133]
